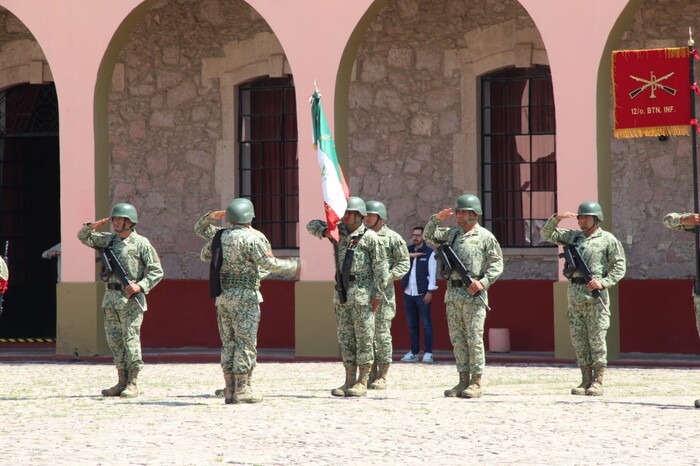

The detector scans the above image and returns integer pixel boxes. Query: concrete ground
[1,354,700,465]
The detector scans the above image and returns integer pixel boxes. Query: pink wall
[0,0,633,283]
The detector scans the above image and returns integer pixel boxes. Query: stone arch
[0,39,52,90]
[202,31,292,208]
[455,18,548,194]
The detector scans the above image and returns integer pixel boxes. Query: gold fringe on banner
[613,125,690,139]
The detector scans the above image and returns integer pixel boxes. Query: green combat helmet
[365,200,387,220]
[577,201,604,221]
[110,203,138,224]
[455,194,482,215]
[345,196,367,216]
[226,198,255,224]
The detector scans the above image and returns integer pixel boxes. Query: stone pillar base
[294,281,340,358]
[56,282,109,356]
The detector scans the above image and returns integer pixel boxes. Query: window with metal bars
[481,66,557,248]
[238,76,299,249]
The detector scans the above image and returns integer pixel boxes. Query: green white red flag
[310,89,349,241]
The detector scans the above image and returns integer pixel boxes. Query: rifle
[437,242,491,311]
[99,242,145,311]
[561,243,609,310]
[0,240,8,318]
[332,242,348,304]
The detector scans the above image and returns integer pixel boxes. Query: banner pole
[689,29,700,295]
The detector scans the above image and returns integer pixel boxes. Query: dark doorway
[0,83,60,338]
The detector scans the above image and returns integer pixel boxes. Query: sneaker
[422,352,434,364]
[400,352,419,363]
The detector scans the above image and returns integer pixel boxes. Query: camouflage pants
[217,290,260,374]
[567,294,610,368]
[692,294,700,340]
[103,303,144,371]
[373,295,396,364]
[335,298,375,368]
[446,299,486,374]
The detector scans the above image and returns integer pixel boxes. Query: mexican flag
[310,90,349,241]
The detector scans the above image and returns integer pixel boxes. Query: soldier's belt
[449,277,483,288]
[220,274,259,290]
[348,273,373,283]
[570,277,588,285]
[107,283,123,291]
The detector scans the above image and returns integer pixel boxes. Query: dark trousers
[403,293,433,354]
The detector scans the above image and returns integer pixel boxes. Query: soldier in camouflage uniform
[195,198,299,404]
[363,200,410,390]
[424,194,503,399]
[78,203,163,398]
[195,198,269,398]
[541,202,626,396]
[307,196,389,397]
[662,212,700,408]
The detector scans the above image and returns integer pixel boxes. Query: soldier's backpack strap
[209,229,226,298]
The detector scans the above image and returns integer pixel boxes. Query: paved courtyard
[1,360,700,465]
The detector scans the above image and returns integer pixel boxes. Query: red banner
[612,47,691,138]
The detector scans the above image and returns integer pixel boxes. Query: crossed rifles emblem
[628,72,677,99]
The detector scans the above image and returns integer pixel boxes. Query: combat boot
[217,367,254,397]
[444,371,469,397]
[346,364,371,397]
[369,363,390,390]
[223,373,235,404]
[367,362,378,386]
[571,365,592,396]
[120,368,140,398]
[101,369,128,397]
[233,373,262,404]
[461,373,483,399]
[585,366,605,396]
[331,365,357,397]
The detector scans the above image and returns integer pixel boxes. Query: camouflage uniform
[372,225,410,366]
[541,215,626,369]
[423,218,503,378]
[663,213,700,339]
[306,220,389,369]
[77,225,163,372]
[195,214,299,376]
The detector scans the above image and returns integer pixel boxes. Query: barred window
[481,66,556,247]
[238,76,299,249]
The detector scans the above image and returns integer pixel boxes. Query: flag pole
[689,28,700,294]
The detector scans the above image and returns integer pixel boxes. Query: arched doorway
[0,83,60,339]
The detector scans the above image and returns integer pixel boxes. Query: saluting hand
[209,210,226,220]
[555,212,577,221]
[681,213,700,226]
[435,208,454,221]
[90,218,111,230]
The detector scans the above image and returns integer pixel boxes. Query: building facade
[0,0,696,357]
